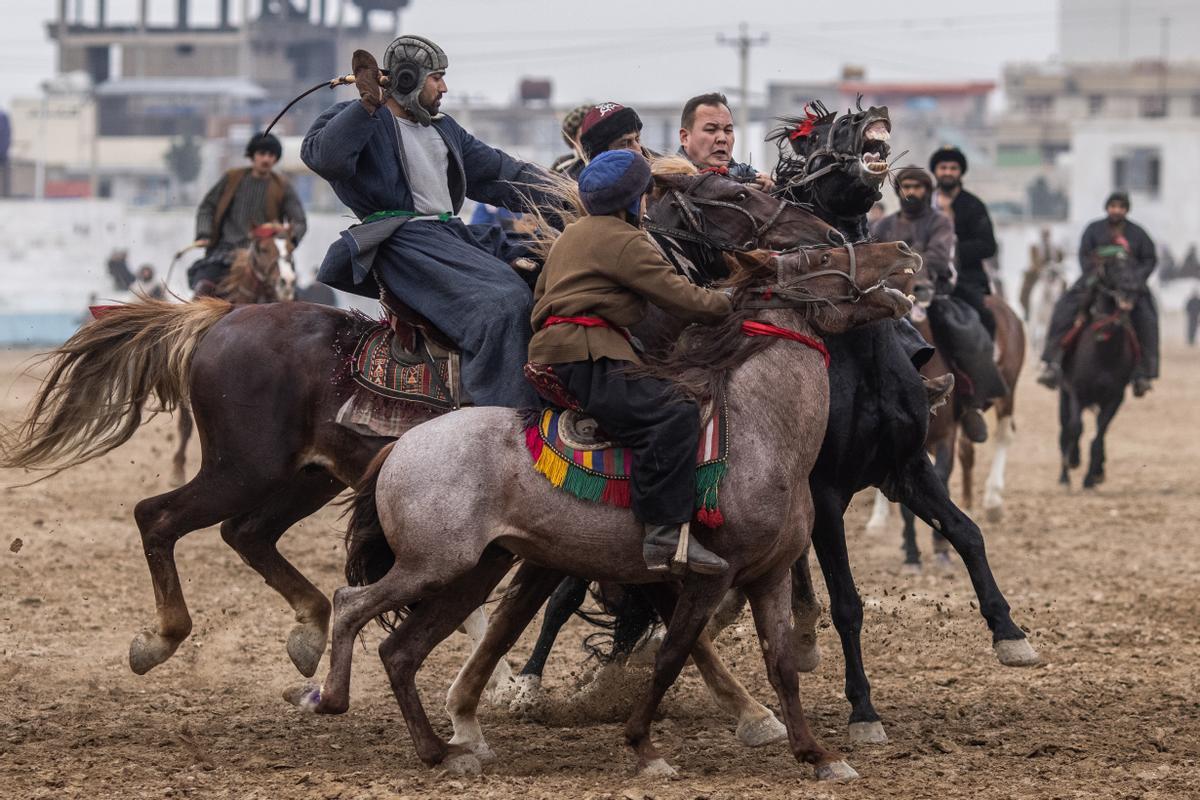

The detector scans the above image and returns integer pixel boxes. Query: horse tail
[343,442,401,628]
[1,297,234,474]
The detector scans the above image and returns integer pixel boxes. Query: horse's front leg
[1084,396,1123,489]
[894,457,1039,667]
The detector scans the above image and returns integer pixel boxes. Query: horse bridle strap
[644,173,789,252]
[739,238,876,309]
[741,320,830,367]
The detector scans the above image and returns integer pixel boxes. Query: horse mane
[637,250,784,402]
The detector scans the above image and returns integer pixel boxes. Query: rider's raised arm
[195,173,228,242]
[281,180,307,245]
[301,101,378,182]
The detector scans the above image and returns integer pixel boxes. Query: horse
[1027,261,1067,356]
[0,169,830,685]
[285,242,918,782]
[171,225,297,486]
[1058,248,1141,489]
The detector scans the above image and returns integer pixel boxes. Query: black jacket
[946,189,996,293]
[1079,217,1156,285]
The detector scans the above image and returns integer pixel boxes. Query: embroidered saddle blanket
[523,403,730,528]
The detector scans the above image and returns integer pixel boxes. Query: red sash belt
[542,315,632,341]
[741,320,830,368]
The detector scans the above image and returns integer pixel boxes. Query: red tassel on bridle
[788,104,819,141]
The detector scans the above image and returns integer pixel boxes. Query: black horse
[514,105,1037,744]
[1058,247,1142,488]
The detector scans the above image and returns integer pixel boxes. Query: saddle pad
[523,402,730,527]
[350,324,456,410]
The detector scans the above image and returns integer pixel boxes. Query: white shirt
[393,116,454,216]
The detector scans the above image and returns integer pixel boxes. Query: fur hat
[579,102,643,160]
[929,145,967,175]
[892,165,933,194]
[578,150,653,218]
[560,103,592,148]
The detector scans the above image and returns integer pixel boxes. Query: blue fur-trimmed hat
[578,150,653,219]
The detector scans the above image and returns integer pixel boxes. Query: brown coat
[529,214,732,365]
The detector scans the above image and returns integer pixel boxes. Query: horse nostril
[896,241,912,255]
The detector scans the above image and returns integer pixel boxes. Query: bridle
[644,171,791,252]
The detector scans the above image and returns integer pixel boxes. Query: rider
[873,166,1003,442]
[1037,191,1159,396]
[578,101,647,161]
[528,149,733,575]
[678,93,774,191]
[190,132,307,297]
[302,36,557,408]
[551,102,592,179]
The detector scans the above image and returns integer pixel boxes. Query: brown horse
[171,227,297,485]
[1,171,832,680]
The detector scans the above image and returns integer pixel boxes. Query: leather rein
[643,171,790,253]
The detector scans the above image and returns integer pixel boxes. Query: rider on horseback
[528,149,733,575]
[677,93,774,191]
[579,102,647,161]
[873,165,1006,443]
[550,102,592,179]
[1038,191,1159,397]
[190,132,307,297]
[302,35,557,407]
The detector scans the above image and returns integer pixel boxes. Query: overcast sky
[0,0,1062,110]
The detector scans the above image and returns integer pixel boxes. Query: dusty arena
[1,325,1197,800]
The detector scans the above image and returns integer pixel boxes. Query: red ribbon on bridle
[788,104,819,141]
[741,320,830,368]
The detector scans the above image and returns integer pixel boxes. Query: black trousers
[928,296,1008,404]
[554,358,699,526]
[952,281,996,338]
[186,252,234,291]
[1042,278,1160,379]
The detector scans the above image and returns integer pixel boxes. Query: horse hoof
[848,721,889,745]
[638,758,677,779]
[128,630,180,675]
[815,759,859,781]
[994,638,1040,667]
[282,682,323,711]
[900,562,922,576]
[444,752,482,776]
[795,640,821,673]
[507,674,545,715]
[984,504,1003,523]
[287,623,327,678]
[736,714,788,747]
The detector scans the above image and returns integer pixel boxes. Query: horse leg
[129,467,266,674]
[958,437,976,511]
[458,606,515,705]
[705,588,747,641]
[1084,396,1122,489]
[1059,389,1082,485]
[171,405,192,486]
[983,414,1015,520]
[894,458,1039,666]
[623,577,729,777]
[864,488,893,534]
[447,564,565,762]
[930,440,956,566]
[507,575,588,711]
[746,569,855,780]
[218,465,344,677]
[790,550,822,673]
[811,495,886,743]
[376,550,515,772]
[900,504,921,571]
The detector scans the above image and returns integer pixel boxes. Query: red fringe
[524,425,544,460]
[601,479,632,508]
[89,305,122,320]
[696,507,725,528]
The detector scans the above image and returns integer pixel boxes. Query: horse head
[1092,245,1140,315]
[770,99,892,223]
[219,224,295,303]
[647,169,836,252]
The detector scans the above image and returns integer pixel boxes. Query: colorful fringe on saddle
[523,404,730,527]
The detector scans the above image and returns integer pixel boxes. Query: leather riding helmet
[383,35,449,126]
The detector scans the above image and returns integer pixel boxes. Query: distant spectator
[106,249,134,291]
[1187,290,1200,347]
[133,264,167,301]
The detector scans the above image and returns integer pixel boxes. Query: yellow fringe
[533,443,570,487]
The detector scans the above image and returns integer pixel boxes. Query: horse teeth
[903,268,914,274]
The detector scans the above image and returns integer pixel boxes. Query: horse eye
[821,254,831,265]
[736,192,748,202]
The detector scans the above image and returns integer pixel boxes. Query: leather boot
[1036,361,1062,390]
[1132,376,1152,397]
[643,523,728,576]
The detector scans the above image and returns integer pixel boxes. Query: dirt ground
[2,320,1198,800]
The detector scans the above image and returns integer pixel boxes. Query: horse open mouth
[861,121,891,175]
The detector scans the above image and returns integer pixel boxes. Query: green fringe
[694,461,728,511]
[562,463,608,502]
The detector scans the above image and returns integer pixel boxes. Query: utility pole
[717,22,768,164]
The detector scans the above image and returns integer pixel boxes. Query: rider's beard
[900,196,927,216]
[936,176,961,193]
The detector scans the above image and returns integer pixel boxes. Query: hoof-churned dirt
[2,336,1198,799]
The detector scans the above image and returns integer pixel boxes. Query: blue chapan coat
[302,101,554,407]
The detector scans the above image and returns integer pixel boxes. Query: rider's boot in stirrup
[1036,361,1062,390]
[960,407,989,444]
[923,373,955,415]
[643,522,728,576]
[1132,376,1153,397]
